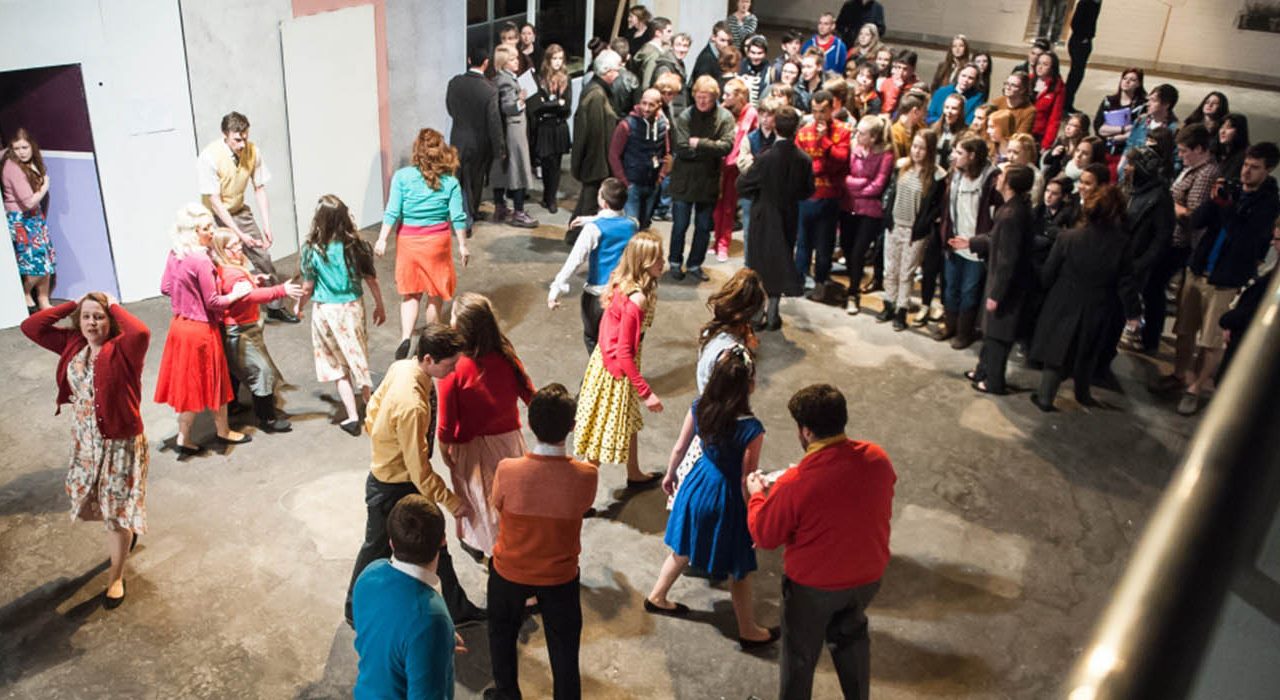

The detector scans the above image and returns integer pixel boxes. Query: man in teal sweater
[353,495,462,699]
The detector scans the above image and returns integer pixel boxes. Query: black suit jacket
[446,70,504,162]
[690,45,719,86]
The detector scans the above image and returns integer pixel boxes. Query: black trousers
[977,337,1013,393]
[580,291,604,355]
[1064,36,1093,113]
[920,232,945,307]
[780,577,880,700]
[458,151,490,232]
[839,213,883,298]
[487,566,583,700]
[566,179,603,245]
[344,474,476,624]
[1141,246,1189,352]
[540,155,563,207]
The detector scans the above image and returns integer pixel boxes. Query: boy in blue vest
[608,88,671,231]
[352,494,462,700]
[549,177,637,354]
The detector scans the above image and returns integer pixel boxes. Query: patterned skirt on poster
[67,346,148,532]
[311,299,372,390]
[573,345,644,465]
[7,209,55,277]
[442,429,527,554]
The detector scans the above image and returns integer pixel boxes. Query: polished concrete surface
[3,50,1273,699]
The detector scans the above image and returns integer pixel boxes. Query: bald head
[638,88,662,118]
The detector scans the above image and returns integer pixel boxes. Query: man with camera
[1170,142,1280,415]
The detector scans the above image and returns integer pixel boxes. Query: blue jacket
[926,85,985,125]
[801,34,848,74]
[353,560,455,700]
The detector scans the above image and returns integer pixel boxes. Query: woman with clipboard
[1093,68,1147,156]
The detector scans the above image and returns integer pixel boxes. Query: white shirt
[389,556,442,594]
[197,140,271,197]
[530,441,568,457]
[953,171,985,262]
[549,209,626,303]
[696,332,742,395]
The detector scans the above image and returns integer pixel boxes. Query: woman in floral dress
[21,292,151,609]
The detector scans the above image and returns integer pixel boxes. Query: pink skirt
[441,429,526,554]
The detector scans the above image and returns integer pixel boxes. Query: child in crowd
[881,131,946,330]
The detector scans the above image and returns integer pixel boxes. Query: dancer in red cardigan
[22,293,152,609]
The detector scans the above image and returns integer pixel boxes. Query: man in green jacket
[568,49,622,244]
[667,75,735,281]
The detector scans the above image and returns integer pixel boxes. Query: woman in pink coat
[839,114,895,314]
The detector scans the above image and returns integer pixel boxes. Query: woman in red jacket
[21,292,151,609]
[209,229,303,433]
[1031,51,1066,153]
[438,292,534,560]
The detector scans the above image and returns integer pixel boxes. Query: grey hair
[593,49,623,74]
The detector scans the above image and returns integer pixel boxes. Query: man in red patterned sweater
[793,91,851,303]
[747,384,896,700]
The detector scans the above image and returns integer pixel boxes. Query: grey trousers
[780,577,881,700]
[232,207,283,310]
[883,225,926,308]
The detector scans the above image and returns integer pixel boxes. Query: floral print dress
[67,346,148,532]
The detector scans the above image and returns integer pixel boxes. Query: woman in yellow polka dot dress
[574,232,667,486]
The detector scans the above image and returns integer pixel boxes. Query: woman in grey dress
[489,44,539,229]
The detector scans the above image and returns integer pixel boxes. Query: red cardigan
[436,351,534,444]
[748,438,896,590]
[21,301,151,439]
[598,289,652,398]
[1032,76,1066,152]
[216,266,288,326]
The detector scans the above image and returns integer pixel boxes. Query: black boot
[876,300,896,322]
[254,394,292,433]
[951,309,979,349]
[893,307,909,331]
[933,310,958,342]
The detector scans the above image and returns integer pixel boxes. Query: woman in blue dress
[645,346,780,649]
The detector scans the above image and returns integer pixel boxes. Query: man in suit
[690,21,731,87]
[447,45,506,236]
[567,49,622,245]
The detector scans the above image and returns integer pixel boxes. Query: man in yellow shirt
[197,111,298,323]
[343,324,486,627]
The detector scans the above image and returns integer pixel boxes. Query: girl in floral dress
[22,293,151,608]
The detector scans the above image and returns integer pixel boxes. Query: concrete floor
[3,50,1273,700]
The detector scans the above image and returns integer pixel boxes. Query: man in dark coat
[738,106,815,330]
[1114,147,1174,364]
[568,49,623,244]
[690,21,731,87]
[666,75,735,282]
[836,0,886,46]
[961,165,1036,395]
[447,45,506,236]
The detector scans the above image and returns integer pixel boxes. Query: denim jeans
[670,199,714,270]
[795,198,839,283]
[624,182,659,230]
[943,253,985,312]
[739,197,753,260]
[654,178,672,216]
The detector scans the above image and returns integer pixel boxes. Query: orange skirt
[395,223,456,298]
[154,316,234,412]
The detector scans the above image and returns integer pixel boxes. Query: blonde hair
[208,228,252,275]
[723,77,750,102]
[654,72,683,95]
[604,231,664,315]
[493,45,518,71]
[1008,132,1038,164]
[692,75,721,98]
[856,114,889,149]
[171,202,215,258]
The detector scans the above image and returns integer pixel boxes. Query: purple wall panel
[0,64,95,152]
[42,154,119,299]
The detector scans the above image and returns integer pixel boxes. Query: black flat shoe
[103,580,126,610]
[340,420,362,437]
[215,433,252,445]
[394,339,412,361]
[964,370,980,382]
[1029,393,1056,412]
[643,599,690,617]
[626,472,663,489]
[971,380,1006,395]
[687,267,710,282]
[130,533,139,552]
[259,417,293,433]
[458,540,486,564]
[267,308,301,324]
[176,444,206,460]
[739,626,781,650]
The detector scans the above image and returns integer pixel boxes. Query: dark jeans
[1064,36,1093,112]
[344,474,476,624]
[670,199,714,270]
[494,187,527,211]
[796,198,839,283]
[567,179,602,245]
[458,151,489,231]
[487,567,583,700]
[540,154,563,207]
[976,337,1013,393]
[920,233,946,307]
[780,577,880,700]
[1142,246,1190,352]
[624,182,659,230]
[839,212,883,297]
[654,178,672,216]
[739,197,754,260]
[944,253,985,312]
[580,291,604,355]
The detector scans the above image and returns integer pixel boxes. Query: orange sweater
[491,452,598,586]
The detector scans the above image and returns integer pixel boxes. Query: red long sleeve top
[436,351,534,445]
[795,119,852,200]
[21,301,151,439]
[748,437,896,590]
[216,266,288,326]
[1033,77,1066,152]
[597,288,652,398]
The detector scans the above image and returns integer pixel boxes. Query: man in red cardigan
[746,384,896,700]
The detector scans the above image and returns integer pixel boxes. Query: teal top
[383,168,467,230]
[301,240,362,304]
[352,560,455,700]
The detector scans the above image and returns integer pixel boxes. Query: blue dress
[664,407,764,580]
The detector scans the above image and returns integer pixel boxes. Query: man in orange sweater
[485,384,598,700]
[746,384,896,700]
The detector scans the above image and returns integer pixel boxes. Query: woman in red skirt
[154,203,254,457]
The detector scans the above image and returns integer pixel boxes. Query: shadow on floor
[0,561,109,686]
[873,555,1021,620]
[0,467,66,518]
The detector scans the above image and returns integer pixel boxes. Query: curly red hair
[411,128,460,189]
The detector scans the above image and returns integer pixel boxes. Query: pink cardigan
[842,147,895,218]
[2,158,43,213]
[160,250,237,323]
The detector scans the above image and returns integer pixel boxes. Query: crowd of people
[12,1,1280,699]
